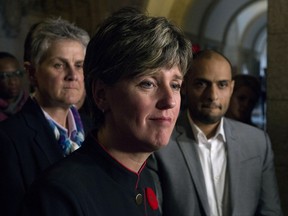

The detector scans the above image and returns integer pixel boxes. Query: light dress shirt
[42,108,80,152]
[188,111,227,216]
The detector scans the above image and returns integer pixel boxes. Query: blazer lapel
[176,113,210,216]
[22,98,63,164]
[223,118,241,212]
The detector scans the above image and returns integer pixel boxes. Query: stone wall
[267,0,288,214]
[0,0,148,62]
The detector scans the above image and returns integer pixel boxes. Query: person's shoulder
[224,117,270,149]
[0,108,31,134]
[0,101,54,151]
[36,150,101,189]
[224,118,270,143]
[0,98,46,128]
[0,111,25,134]
[44,137,106,183]
[224,117,264,133]
[154,127,187,159]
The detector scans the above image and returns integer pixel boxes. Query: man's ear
[24,61,37,86]
[92,79,108,112]
[230,80,235,96]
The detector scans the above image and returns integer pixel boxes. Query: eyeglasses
[0,70,24,81]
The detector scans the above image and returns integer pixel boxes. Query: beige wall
[267,0,288,214]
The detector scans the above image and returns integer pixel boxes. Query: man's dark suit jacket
[154,111,283,216]
[0,97,63,216]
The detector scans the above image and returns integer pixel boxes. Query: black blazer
[0,97,63,216]
[21,133,161,216]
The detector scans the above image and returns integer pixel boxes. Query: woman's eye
[139,80,155,89]
[54,63,64,69]
[171,83,181,91]
[75,63,84,70]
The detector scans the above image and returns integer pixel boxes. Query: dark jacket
[0,97,63,216]
[21,132,161,216]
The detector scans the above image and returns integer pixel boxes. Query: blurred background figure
[0,52,28,121]
[226,74,261,127]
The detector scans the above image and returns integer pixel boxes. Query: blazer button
[135,193,143,205]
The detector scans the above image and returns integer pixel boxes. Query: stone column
[267,0,288,214]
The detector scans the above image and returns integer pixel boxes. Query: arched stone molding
[222,1,267,75]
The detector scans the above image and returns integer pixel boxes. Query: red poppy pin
[145,187,158,210]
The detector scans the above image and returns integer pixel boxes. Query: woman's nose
[156,87,177,110]
[65,66,79,81]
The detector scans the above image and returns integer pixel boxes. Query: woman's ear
[24,61,37,87]
[92,79,109,112]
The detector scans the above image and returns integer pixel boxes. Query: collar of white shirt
[186,110,226,144]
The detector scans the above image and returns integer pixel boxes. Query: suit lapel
[176,113,210,216]
[176,115,244,215]
[22,98,63,164]
[223,119,241,212]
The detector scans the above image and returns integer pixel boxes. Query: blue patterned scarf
[47,106,85,156]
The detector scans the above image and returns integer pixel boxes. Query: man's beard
[197,112,223,124]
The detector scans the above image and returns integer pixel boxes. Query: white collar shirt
[42,107,80,152]
[187,111,227,216]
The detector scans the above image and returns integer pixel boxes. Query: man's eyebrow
[194,78,210,82]
[218,79,231,82]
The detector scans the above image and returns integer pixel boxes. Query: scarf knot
[47,106,84,156]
